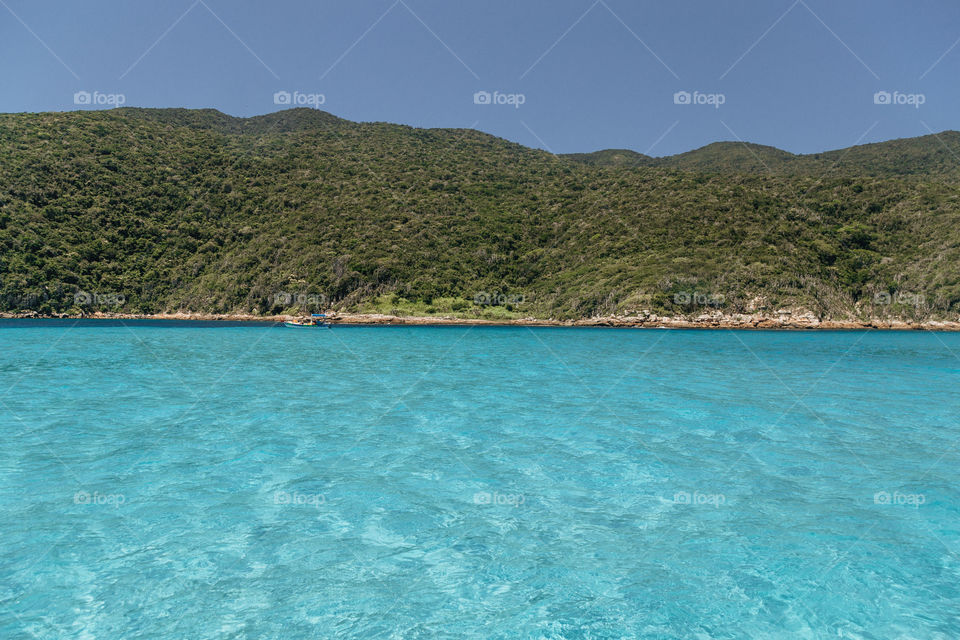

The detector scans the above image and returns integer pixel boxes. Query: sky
[1,0,959,156]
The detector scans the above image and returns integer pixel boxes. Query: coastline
[2,311,959,331]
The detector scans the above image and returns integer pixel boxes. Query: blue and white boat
[284,313,330,328]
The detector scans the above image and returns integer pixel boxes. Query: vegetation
[1,107,959,320]
[569,135,960,179]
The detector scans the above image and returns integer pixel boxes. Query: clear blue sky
[2,0,958,156]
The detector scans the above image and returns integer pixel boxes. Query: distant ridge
[113,106,349,135]
[111,107,960,178]
[564,132,960,179]
[562,149,651,167]
[654,141,797,174]
[99,107,960,179]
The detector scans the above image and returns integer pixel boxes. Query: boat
[284,314,330,328]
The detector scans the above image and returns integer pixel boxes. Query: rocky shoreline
[2,310,959,331]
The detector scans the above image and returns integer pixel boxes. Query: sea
[1,321,958,638]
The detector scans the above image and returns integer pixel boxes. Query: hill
[1,107,959,321]
[654,142,799,174]
[569,133,960,181]
[561,149,651,168]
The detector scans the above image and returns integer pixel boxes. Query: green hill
[812,132,960,179]
[654,142,799,174]
[562,149,651,168]
[1,107,959,321]
[571,133,960,180]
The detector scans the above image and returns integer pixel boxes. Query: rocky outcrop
[2,310,958,330]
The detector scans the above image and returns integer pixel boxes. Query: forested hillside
[1,107,958,320]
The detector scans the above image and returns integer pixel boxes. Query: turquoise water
[1,322,959,638]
